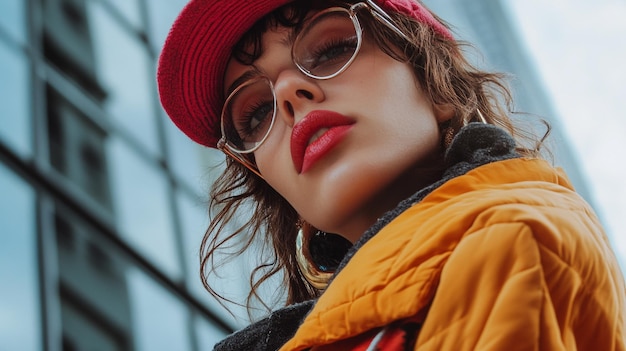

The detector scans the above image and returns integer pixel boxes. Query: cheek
[253,121,296,187]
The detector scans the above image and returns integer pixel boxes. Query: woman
[157,0,625,350]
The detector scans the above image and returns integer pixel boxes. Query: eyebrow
[225,69,262,98]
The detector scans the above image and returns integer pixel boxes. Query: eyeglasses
[218,0,409,175]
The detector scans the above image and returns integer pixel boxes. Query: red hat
[157,0,453,148]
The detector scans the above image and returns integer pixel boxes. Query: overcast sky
[507,0,626,271]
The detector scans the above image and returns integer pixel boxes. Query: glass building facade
[0,1,248,350]
[0,0,602,351]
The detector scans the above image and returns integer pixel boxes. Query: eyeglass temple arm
[364,0,411,42]
[218,138,265,179]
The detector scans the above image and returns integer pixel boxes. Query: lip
[291,110,354,174]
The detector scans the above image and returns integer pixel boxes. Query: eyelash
[309,37,357,65]
[237,100,273,138]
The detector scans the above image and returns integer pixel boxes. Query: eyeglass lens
[222,9,359,152]
[223,77,276,151]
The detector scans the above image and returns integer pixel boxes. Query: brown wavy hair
[200,0,550,315]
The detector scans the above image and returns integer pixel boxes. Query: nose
[273,69,325,127]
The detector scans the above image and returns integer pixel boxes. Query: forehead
[223,27,294,95]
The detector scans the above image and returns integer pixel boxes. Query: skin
[224,25,454,243]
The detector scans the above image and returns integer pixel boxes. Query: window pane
[0,42,31,157]
[146,0,187,50]
[109,137,180,278]
[165,118,217,189]
[61,300,127,351]
[55,212,133,351]
[177,190,272,327]
[104,0,142,29]
[54,203,194,351]
[47,86,113,208]
[88,1,158,154]
[196,315,228,350]
[0,164,40,351]
[127,268,192,351]
[177,191,248,324]
[0,0,26,44]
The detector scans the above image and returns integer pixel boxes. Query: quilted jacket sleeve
[415,221,623,350]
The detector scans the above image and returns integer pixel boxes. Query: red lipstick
[291,110,354,173]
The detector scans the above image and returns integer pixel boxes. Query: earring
[295,223,352,290]
[442,125,455,150]
[440,118,455,150]
[442,109,488,149]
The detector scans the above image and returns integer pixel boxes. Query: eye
[235,100,274,142]
[309,37,357,70]
[294,11,359,77]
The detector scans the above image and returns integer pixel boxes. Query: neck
[335,154,446,243]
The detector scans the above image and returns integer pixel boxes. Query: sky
[507,0,626,271]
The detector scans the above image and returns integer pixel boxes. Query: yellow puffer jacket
[281,157,626,350]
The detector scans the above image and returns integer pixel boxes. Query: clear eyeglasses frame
[217,0,410,177]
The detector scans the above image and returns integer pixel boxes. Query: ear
[433,103,455,123]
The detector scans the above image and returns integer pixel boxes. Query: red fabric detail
[352,327,407,351]
[311,309,428,351]
[351,322,419,351]
[312,321,420,351]
[378,328,409,350]
[378,0,453,40]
